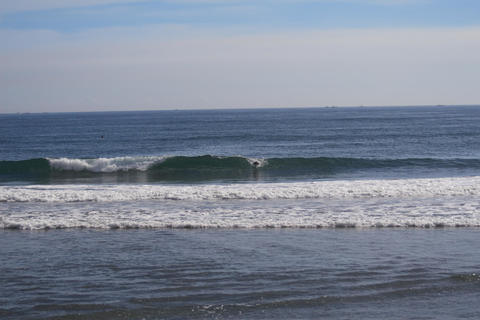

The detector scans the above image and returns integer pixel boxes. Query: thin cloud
[0,0,428,14]
[1,26,479,112]
[0,0,146,14]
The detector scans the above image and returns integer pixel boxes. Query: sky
[0,0,479,113]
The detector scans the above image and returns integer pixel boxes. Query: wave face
[2,155,480,183]
[2,176,480,229]
[0,158,51,175]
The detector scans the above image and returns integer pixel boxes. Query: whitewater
[2,176,480,202]
[2,176,480,229]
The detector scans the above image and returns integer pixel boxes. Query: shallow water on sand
[2,228,480,319]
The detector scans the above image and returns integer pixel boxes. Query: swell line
[1,155,480,182]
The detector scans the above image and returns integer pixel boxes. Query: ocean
[1,106,480,319]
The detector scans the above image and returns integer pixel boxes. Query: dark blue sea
[2,106,480,319]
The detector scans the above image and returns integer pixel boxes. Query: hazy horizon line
[2,104,480,115]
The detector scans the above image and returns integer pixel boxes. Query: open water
[1,106,480,319]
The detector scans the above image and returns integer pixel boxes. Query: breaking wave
[2,155,480,183]
[2,176,480,203]
[2,176,480,230]
[2,176,480,229]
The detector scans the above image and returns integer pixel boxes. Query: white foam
[47,155,264,172]
[3,176,480,230]
[246,157,267,168]
[48,156,164,172]
[2,176,480,203]
[2,196,480,230]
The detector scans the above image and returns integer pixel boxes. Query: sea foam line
[1,176,480,203]
[2,196,480,230]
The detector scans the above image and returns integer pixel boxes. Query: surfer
[252,161,260,180]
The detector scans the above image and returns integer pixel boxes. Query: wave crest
[2,155,480,182]
[48,156,162,173]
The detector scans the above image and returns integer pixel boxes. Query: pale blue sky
[1,0,479,112]
[1,0,480,32]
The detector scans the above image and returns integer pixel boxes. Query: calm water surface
[2,229,480,320]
